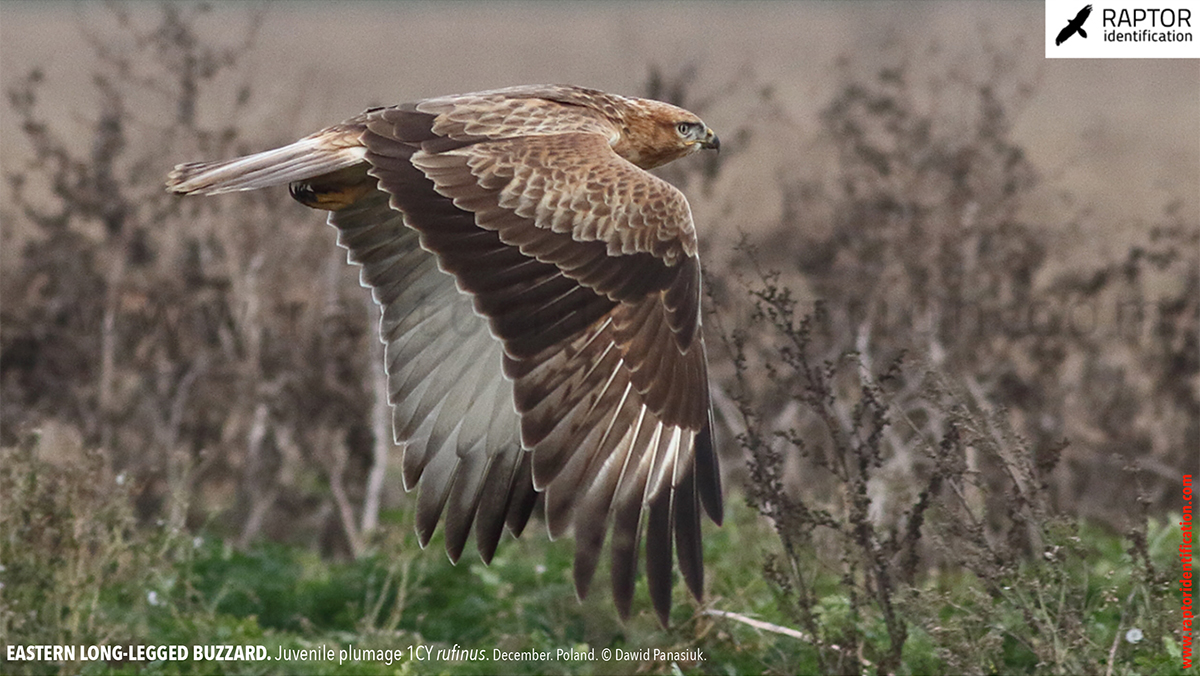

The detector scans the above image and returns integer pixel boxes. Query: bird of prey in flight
[1056,4,1093,45]
[167,84,723,626]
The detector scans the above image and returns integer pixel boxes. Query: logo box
[1046,0,1200,58]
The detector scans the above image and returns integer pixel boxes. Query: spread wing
[166,88,723,625]
[1057,4,1092,44]
[359,103,722,622]
[1056,23,1075,45]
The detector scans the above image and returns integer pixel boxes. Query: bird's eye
[676,122,693,136]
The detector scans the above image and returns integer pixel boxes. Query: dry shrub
[1,2,386,555]
[699,48,1195,672]
[711,49,1196,529]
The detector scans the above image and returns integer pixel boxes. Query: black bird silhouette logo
[1056,4,1093,45]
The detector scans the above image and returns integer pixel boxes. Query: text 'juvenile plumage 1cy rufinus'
[167,84,723,626]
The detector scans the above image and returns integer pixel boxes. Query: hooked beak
[701,128,720,151]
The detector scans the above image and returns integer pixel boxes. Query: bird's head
[613,98,719,170]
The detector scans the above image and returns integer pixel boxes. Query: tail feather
[166,136,367,196]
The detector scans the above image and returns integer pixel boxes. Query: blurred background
[1,2,1196,674]
[4,1,1196,257]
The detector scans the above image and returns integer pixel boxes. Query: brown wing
[358,104,722,623]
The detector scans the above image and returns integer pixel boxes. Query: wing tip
[696,423,724,526]
[646,484,675,627]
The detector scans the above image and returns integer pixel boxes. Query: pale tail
[166,136,366,195]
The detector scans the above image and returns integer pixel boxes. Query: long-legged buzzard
[167,84,723,625]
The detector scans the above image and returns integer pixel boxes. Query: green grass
[1,434,1193,676]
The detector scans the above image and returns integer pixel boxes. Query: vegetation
[2,4,1195,675]
[0,433,1189,675]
